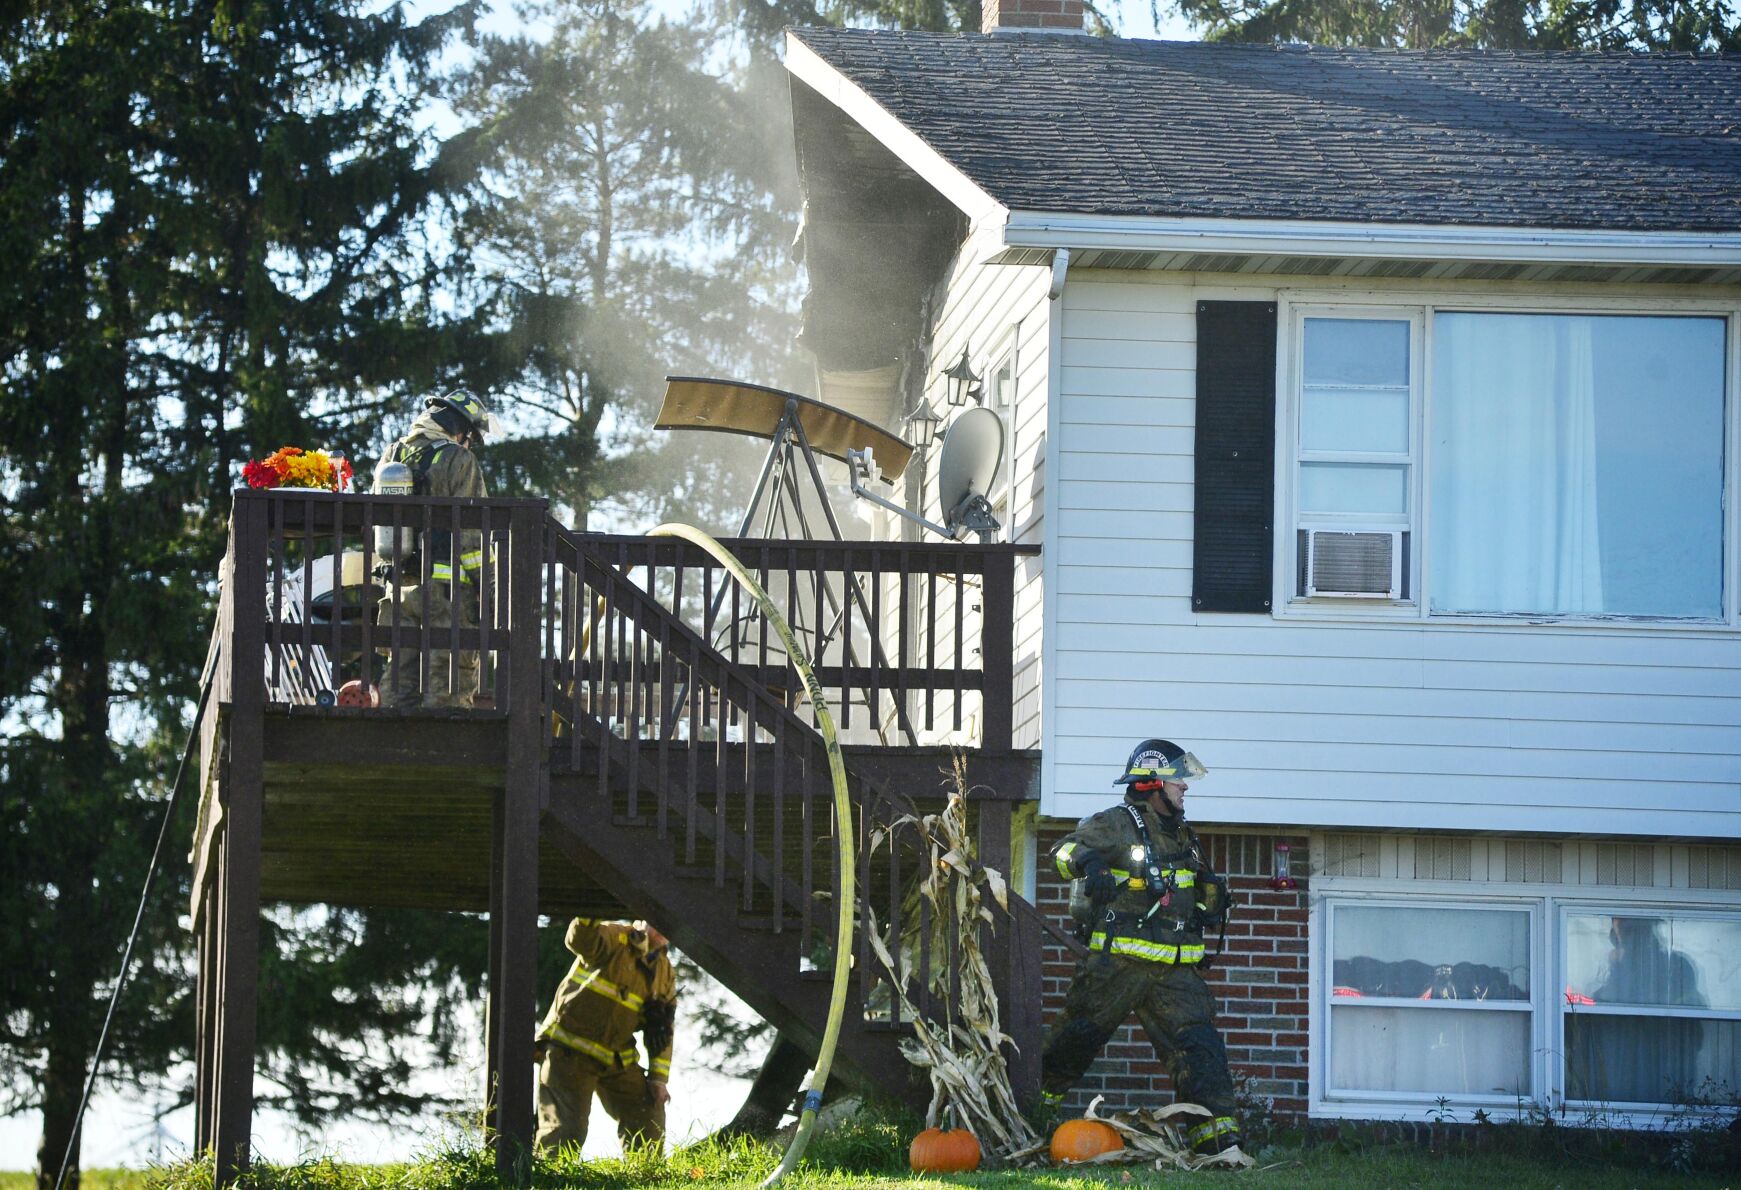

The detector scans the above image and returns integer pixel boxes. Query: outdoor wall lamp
[940,346,983,407]
[902,396,942,452]
[1270,840,1298,891]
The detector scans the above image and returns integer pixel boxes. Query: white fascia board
[1003,209,1741,266]
[784,33,1008,231]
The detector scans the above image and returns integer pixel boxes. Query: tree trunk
[36,1039,86,1190]
[716,1032,812,1140]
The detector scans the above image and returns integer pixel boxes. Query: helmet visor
[1115,750,1207,784]
[478,410,505,440]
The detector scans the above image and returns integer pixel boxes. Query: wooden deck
[189,491,1043,1183]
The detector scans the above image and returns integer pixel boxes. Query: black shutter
[1192,300,1277,613]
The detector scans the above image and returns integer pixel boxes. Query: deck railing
[214,490,1034,749]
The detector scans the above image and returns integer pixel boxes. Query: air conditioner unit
[1303,529,1403,599]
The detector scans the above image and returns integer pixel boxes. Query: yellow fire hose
[646,523,854,1188]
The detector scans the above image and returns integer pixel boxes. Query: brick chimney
[981,0,1086,33]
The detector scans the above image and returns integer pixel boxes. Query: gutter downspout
[1048,247,1070,300]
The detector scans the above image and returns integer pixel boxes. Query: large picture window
[1326,903,1535,1099]
[1563,910,1741,1106]
[1291,308,1729,620]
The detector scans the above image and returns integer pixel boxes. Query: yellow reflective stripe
[1085,934,1206,965]
[649,1057,671,1077]
[1108,867,1192,888]
[566,964,645,1011]
[1054,842,1078,879]
[1189,1116,1240,1145]
[460,549,484,571]
[540,1021,638,1066]
[428,562,472,584]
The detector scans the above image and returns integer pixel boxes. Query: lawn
[10,1128,1736,1190]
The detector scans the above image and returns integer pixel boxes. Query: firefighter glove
[1082,860,1121,904]
[1196,872,1232,927]
[642,997,677,1060]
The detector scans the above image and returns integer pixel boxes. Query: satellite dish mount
[848,405,1005,544]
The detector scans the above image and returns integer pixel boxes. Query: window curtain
[1431,314,1603,615]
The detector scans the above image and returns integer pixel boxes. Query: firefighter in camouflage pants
[1041,738,1245,1158]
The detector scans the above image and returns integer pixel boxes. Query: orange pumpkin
[1050,1117,1124,1164]
[909,1126,982,1173]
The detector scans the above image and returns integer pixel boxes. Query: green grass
[18,1100,1739,1190]
[43,1130,1737,1190]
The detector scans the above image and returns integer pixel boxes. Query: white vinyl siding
[1041,270,1741,838]
[900,224,1051,748]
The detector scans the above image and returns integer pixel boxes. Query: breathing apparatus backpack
[370,440,454,566]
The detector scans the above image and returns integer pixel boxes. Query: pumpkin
[1050,1117,1124,1164]
[908,1126,982,1173]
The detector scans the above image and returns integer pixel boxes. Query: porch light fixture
[1270,840,1298,891]
[902,396,942,452]
[939,346,983,407]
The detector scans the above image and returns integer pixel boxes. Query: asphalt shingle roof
[791,29,1741,233]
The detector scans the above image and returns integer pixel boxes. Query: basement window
[1325,901,1536,1101]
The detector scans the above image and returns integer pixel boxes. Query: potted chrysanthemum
[242,446,353,492]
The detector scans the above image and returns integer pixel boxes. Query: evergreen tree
[0,3,486,1185]
[447,0,805,532]
[1162,0,1738,50]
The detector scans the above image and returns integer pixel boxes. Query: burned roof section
[789,28,1741,233]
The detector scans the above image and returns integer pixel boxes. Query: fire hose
[644,523,854,1188]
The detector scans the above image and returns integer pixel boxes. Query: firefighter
[534,918,678,1155]
[1040,738,1245,1159]
[375,390,498,708]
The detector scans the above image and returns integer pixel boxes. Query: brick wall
[1035,824,1311,1123]
[981,0,1085,33]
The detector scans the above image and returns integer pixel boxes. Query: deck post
[213,494,267,1185]
[486,502,546,1176]
[975,796,1043,1101]
[980,550,1015,753]
[194,883,218,1151]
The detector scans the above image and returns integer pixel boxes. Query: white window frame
[986,326,1019,543]
[1555,901,1741,1117]
[1285,306,1424,611]
[1318,895,1543,1113]
[1275,293,1739,628]
[1310,877,1741,1125]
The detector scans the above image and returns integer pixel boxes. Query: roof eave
[786,31,1009,233]
[1001,210,1741,268]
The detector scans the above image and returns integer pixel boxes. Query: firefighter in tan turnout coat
[375,391,496,708]
[1042,738,1245,1158]
[535,918,677,1154]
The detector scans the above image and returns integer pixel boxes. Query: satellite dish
[935,406,1004,538]
[846,406,1005,543]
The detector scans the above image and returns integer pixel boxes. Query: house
[785,7,1741,1127]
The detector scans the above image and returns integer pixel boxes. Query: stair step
[671,864,724,882]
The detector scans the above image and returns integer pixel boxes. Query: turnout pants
[376,581,479,709]
[1041,953,1242,1152]
[534,1044,666,1155]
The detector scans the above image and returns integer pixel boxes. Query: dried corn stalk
[864,756,1039,1162]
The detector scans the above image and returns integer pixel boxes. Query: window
[1294,315,1417,600]
[1562,909,1741,1106]
[1326,902,1535,1099]
[987,340,1017,539]
[1289,307,1729,620]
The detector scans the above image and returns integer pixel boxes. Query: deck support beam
[484,504,546,1177]
[212,496,268,1185]
[975,798,1043,1102]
